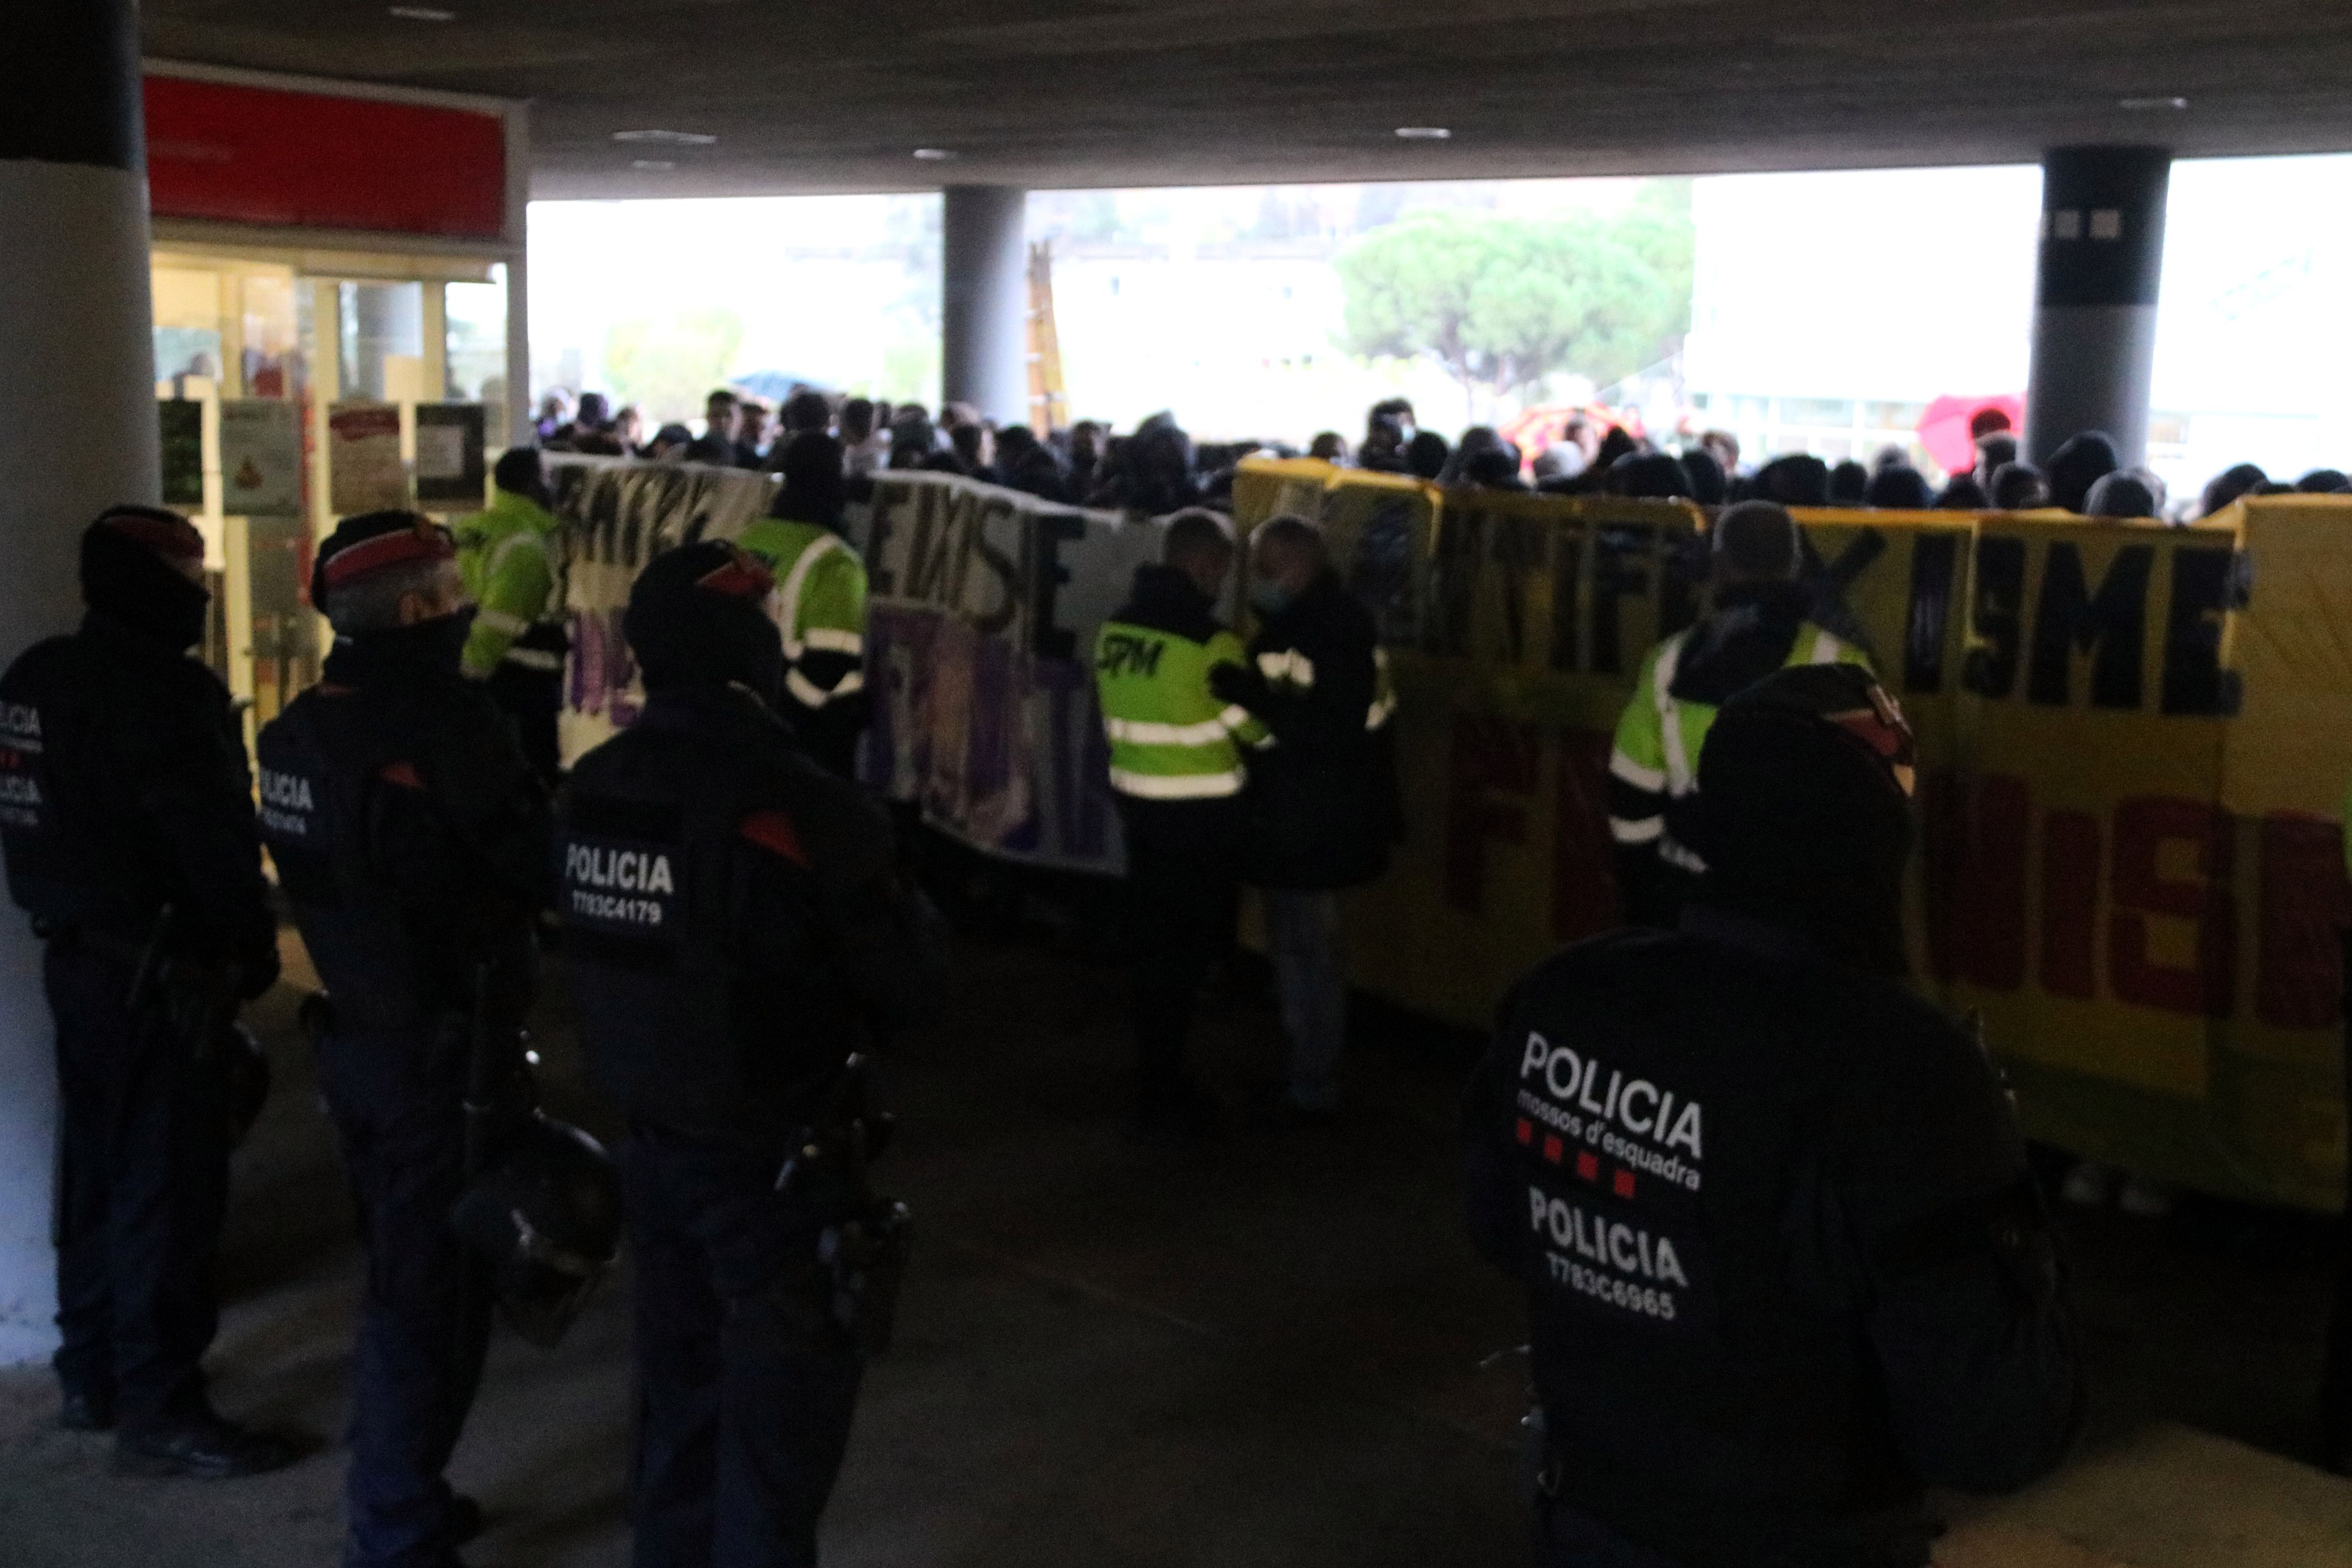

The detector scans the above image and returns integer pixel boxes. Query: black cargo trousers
[45,927,229,1433]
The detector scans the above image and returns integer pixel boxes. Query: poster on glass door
[328,402,407,513]
[218,399,304,517]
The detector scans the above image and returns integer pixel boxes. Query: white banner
[547,459,1161,875]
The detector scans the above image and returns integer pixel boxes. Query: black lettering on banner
[1963,534,2027,698]
[1548,522,1584,673]
[1492,514,1544,666]
[906,486,955,605]
[971,496,1024,641]
[1590,525,1654,676]
[1803,529,1885,659]
[1658,530,1702,643]
[865,483,904,596]
[2160,545,2244,717]
[1429,508,1485,657]
[1904,533,1960,694]
[2029,542,2152,708]
[899,485,1023,637]
[587,471,626,562]
[1030,511,1085,660]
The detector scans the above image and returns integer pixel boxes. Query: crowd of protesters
[531,384,2345,525]
[531,384,1226,512]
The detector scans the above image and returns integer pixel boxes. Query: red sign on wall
[144,76,508,242]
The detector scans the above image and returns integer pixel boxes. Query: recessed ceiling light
[631,159,675,171]
[387,5,456,18]
[1395,126,1452,139]
[612,129,718,146]
[913,147,956,161]
[2118,96,2189,111]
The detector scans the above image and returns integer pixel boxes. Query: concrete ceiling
[144,1,2352,199]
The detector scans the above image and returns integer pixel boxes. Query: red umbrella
[1916,394,2024,475]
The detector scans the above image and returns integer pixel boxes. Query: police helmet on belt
[310,510,456,617]
[448,1114,623,1348]
[1696,664,1917,974]
[623,540,782,697]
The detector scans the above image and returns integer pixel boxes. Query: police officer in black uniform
[0,506,290,1476]
[256,511,547,1568]
[559,540,944,1568]
[1464,664,2079,1567]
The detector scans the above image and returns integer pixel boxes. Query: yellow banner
[1236,459,2352,1211]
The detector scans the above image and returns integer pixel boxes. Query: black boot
[115,1411,298,1479]
[58,1385,115,1432]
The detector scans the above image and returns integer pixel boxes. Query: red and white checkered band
[695,546,774,600]
[100,509,204,562]
[322,520,456,590]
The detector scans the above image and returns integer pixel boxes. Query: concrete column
[501,102,531,454]
[2023,146,2171,467]
[0,3,158,1361]
[941,185,1030,425]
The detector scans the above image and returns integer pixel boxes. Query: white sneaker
[2061,1160,2118,1208]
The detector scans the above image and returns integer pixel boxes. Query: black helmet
[218,1021,272,1149]
[1696,664,1918,977]
[449,1114,624,1348]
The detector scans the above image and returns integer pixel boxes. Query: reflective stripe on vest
[777,531,850,660]
[1108,766,1245,800]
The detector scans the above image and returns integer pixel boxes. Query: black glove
[1207,661,1259,707]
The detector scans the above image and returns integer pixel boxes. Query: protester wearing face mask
[1208,514,1401,1124]
[256,512,550,1568]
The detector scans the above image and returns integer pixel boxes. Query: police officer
[737,431,869,779]
[257,511,547,1568]
[1608,501,1872,928]
[0,506,290,1476]
[1209,513,1401,1121]
[1093,510,1268,1135]
[455,447,568,788]
[559,540,943,1568]
[1466,665,2079,1567]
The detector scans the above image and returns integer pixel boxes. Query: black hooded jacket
[1224,570,1401,891]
